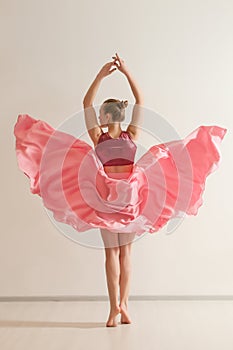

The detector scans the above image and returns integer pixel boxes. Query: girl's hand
[97,61,117,79]
[112,53,129,75]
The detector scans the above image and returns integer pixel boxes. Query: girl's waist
[103,163,134,173]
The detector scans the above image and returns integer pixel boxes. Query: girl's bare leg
[118,232,136,324]
[100,228,121,327]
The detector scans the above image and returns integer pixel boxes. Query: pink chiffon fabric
[13,114,227,236]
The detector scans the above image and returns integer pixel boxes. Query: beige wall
[1,0,232,297]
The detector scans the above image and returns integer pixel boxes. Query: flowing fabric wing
[14,114,227,235]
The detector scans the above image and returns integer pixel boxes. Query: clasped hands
[98,52,129,79]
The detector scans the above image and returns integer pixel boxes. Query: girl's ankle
[120,301,128,308]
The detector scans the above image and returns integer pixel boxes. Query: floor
[0,300,233,349]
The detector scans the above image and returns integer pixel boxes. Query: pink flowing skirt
[13,114,227,236]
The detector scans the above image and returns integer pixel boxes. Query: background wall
[0,0,232,298]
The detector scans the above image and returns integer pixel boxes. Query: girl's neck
[107,123,122,135]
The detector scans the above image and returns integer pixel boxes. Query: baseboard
[1,295,233,302]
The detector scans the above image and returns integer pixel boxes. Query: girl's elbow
[83,100,93,108]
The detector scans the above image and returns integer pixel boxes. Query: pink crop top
[95,131,137,166]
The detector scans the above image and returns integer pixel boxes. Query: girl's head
[99,98,128,127]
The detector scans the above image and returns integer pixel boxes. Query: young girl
[83,52,144,326]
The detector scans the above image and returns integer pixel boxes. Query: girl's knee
[105,246,120,258]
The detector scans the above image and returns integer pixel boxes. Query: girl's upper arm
[83,103,103,145]
[126,102,144,141]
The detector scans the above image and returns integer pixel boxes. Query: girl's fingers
[112,58,120,67]
[110,59,118,66]
[112,55,120,64]
[108,68,117,75]
[116,52,124,63]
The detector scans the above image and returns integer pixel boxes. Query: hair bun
[121,100,128,109]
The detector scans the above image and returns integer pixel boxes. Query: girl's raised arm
[112,53,144,140]
[83,61,117,144]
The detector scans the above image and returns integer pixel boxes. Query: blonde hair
[102,98,128,122]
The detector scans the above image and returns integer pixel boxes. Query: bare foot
[119,303,132,324]
[106,305,121,327]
